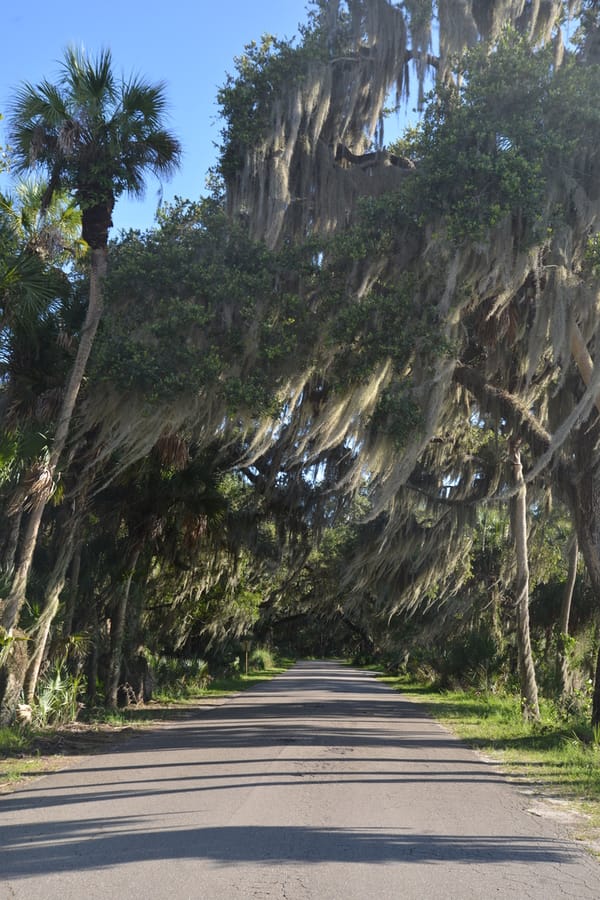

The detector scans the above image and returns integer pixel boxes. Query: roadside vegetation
[5,0,600,785]
[375,668,600,841]
[0,650,292,790]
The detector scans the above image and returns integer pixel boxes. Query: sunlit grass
[0,756,50,789]
[0,726,32,755]
[379,673,600,815]
[0,727,45,788]
[203,662,294,696]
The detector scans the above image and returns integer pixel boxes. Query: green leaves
[216,33,323,179]
[93,199,287,411]
[396,31,600,245]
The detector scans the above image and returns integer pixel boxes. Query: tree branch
[453,362,551,459]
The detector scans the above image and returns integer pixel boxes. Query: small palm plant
[31,659,86,727]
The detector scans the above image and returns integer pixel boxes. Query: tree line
[2,1,600,729]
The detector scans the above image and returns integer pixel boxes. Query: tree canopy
[3,1,600,729]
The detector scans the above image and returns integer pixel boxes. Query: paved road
[1,661,600,899]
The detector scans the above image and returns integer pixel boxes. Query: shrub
[142,651,211,699]
[249,646,275,671]
[32,663,86,727]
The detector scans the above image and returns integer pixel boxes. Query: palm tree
[1,47,181,635]
[1,178,84,263]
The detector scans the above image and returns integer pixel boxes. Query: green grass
[71,660,295,725]
[0,726,33,757]
[124,662,294,710]
[377,672,600,837]
[202,661,293,696]
[0,727,44,789]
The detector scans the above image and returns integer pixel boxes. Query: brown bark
[23,509,80,703]
[0,246,107,634]
[107,548,141,709]
[62,543,81,640]
[510,442,540,722]
[557,535,578,698]
[2,507,23,572]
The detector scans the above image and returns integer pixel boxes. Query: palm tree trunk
[62,542,82,641]
[0,630,29,726]
[2,508,23,572]
[107,547,140,709]
[1,501,46,631]
[23,583,65,705]
[566,326,600,725]
[125,558,151,702]
[557,535,578,698]
[87,602,100,707]
[0,246,107,633]
[568,450,600,726]
[510,442,540,722]
[23,510,80,702]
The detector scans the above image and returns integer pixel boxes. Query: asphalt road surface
[2,660,600,899]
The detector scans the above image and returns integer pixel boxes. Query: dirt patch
[31,722,137,755]
[0,722,138,793]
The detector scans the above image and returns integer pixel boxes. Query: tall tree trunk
[510,442,540,722]
[0,631,29,726]
[566,423,600,726]
[124,559,152,702]
[107,547,140,709]
[23,508,81,703]
[0,246,107,634]
[87,601,100,707]
[23,582,66,706]
[2,508,23,572]
[557,534,578,698]
[62,542,82,641]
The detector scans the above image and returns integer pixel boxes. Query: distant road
[2,660,600,899]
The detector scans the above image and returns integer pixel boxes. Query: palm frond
[121,78,168,122]
[1,251,60,324]
[61,46,116,109]
[8,45,180,244]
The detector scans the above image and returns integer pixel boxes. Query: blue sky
[1,0,312,233]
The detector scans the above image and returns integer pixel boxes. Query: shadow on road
[0,662,588,883]
[0,820,580,879]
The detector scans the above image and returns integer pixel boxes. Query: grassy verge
[0,660,294,790]
[0,727,45,791]
[376,671,600,843]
